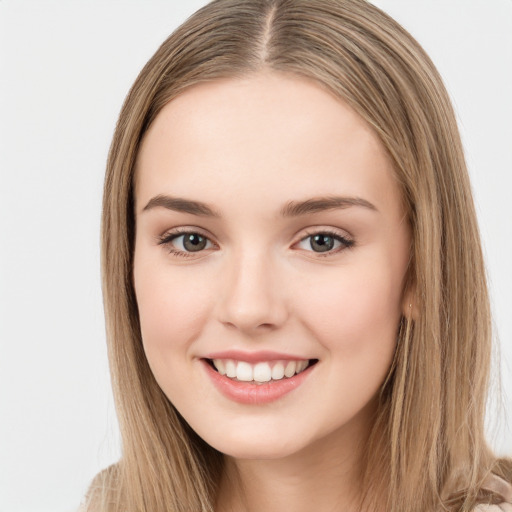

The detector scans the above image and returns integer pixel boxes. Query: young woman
[84,0,512,510]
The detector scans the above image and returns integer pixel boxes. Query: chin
[196,424,315,461]
[214,441,303,461]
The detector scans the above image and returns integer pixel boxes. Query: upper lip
[202,350,311,364]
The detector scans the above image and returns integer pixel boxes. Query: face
[133,72,411,460]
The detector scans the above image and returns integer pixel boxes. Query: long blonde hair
[88,0,511,510]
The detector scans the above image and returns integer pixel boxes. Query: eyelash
[300,229,355,257]
[157,228,355,259]
[158,227,215,259]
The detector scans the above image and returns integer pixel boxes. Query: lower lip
[201,359,315,404]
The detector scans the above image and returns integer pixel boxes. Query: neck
[215,416,372,512]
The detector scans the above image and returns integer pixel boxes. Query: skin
[133,71,411,512]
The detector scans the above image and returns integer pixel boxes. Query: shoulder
[79,463,121,512]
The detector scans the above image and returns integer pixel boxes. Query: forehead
[134,71,403,219]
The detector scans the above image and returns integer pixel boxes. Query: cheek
[291,265,404,421]
[294,263,403,359]
[133,256,212,361]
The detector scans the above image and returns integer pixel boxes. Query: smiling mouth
[204,358,319,385]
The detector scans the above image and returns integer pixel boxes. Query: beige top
[474,474,512,511]
[474,506,512,511]
[77,473,512,511]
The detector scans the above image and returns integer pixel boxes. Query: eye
[158,230,215,257]
[296,231,354,255]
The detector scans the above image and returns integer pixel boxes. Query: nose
[216,249,289,334]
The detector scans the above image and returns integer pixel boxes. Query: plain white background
[0,1,510,511]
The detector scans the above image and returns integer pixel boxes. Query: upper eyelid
[158,226,215,242]
[297,227,353,243]
[158,226,352,242]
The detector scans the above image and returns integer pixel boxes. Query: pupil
[311,234,334,252]
[183,233,207,252]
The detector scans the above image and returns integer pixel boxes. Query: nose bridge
[218,244,287,332]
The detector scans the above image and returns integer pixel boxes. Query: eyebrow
[142,195,221,217]
[141,194,377,217]
[280,196,378,216]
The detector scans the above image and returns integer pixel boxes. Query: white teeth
[253,362,272,383]
[211,358,311,382]
[236,361,253,382]
[297,360,308,373]
[271,362,285,380]
[284,361,297,378]
[225,360,237,378]
[213,359,226,375]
